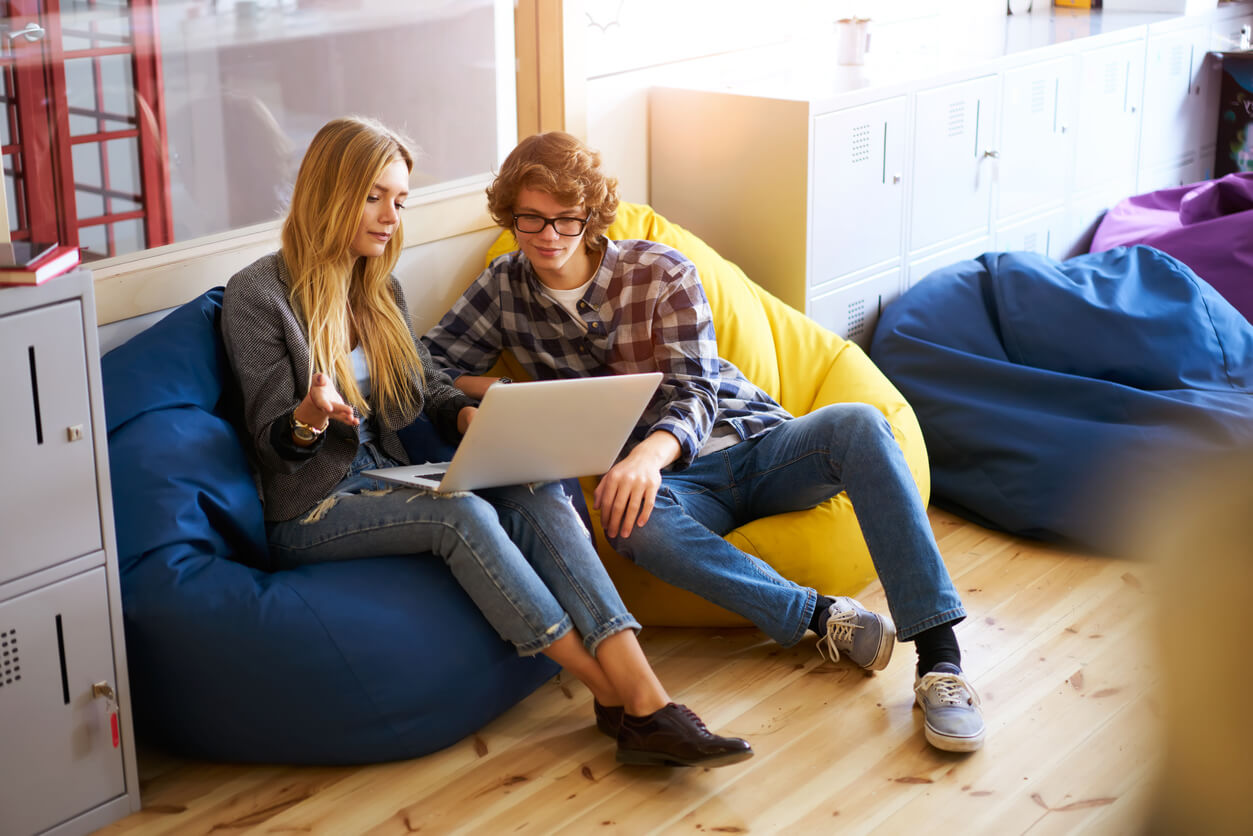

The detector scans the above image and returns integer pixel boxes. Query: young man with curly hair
[423,131,985,753]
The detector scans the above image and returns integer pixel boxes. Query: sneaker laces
[919,671,980,708]
[816,608,862,664]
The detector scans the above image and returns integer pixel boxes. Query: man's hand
[594,431,681,539]
[453,375,510,400]
[457,405,477,435]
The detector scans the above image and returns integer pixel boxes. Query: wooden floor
[98,508,1164,835]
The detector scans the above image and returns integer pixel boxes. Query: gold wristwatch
[290,412,326,443]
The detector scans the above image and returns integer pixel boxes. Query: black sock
[809,595,835,634]
[913,621,962,675]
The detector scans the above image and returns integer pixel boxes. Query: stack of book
[0,241,81,286]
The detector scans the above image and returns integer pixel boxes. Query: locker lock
[66,424,85,442]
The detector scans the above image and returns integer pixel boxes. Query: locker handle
[28,346,44,445]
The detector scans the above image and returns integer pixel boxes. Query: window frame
[90,0,586,325]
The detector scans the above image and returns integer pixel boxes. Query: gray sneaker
[913,662,986,752]
[815,596,895,671]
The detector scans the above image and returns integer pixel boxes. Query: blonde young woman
[220,117,750,768]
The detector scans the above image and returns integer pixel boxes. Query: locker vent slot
[28,346,44,445]
[851,123,871,164]
[1104,61,1119,96]
[0,628,20,687]
[946,100,966,138]
[1023,231,1038,251]
[1031,79,1047,115]
[1169,43,1186,78]
[846,298,867,340]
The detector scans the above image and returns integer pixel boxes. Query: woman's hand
[457,405,477,435]
[593,431,681,539]
[295,372,358,430]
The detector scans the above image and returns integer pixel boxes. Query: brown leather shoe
[616,703,753,767]
[594,701,623,738]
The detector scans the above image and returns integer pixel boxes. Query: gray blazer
[221,252,472,521]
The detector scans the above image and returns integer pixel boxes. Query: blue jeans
[608,403,965,645]
[267,442,640,656]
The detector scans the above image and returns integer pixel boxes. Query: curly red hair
[486,131,619,247]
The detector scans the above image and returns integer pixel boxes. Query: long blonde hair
[281,116,422,421]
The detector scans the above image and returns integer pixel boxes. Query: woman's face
[349,158,409,259]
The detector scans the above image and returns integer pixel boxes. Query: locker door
[0,300,101,585]
[810,96,907,284]
[1074,39,1145,195]
[999,57,1076,220]
[910,75,999,252]
[0,569,126,836]
[1140,25,1210,172]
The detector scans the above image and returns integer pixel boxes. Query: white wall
[584,0,1007,202]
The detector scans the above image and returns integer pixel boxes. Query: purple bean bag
[1090,173,1253,322]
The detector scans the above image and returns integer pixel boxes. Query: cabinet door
[0,300,102,586]
[999,57,1076,220]
[0,569,126,836]
[910,75,998,253]
[1139,25,1210,172]
[810,96,907,284]
[1074,39,1145,196]
[996,209,1068,260]
[907,236,991,290]
[808,267,902,351]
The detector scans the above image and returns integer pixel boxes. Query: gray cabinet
[0,272,140,836]
[1,299,102,586]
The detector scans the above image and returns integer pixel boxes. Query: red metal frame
[2,0,171,256]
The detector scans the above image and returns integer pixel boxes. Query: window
[1,0,516,263]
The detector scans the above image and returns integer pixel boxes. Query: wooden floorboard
[96,509,1164,835]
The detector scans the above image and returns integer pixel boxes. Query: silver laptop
[363,372,662,492]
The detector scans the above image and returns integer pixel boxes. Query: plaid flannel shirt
[422,237,792,470]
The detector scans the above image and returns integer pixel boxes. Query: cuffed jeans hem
[897,608,967,642]
[585,615,644,657]
[514,614,575,657]
[776,587,819,648]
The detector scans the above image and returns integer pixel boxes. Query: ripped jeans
[266,442,639,656]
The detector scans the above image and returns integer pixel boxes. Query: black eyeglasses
[512,213,590,236]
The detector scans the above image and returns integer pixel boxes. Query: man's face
[512,187,588,278]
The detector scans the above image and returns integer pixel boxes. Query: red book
[0,245,81,285]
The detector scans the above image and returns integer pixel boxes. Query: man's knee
[812,401,891,440]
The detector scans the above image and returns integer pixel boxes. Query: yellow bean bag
[484,202,929,626]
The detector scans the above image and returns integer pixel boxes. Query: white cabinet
[1073,37,1145,200]
[811,97,907,285]
[907,236,991,289]
[996,208,1069,260]
[997,56,1076,221]
[649,6,1233,348]
[809,267,902,350]
[0,272,140,836]
[649,89,906,316]
[649,89,813,312]
[1139,19,1219,188]
[909,75,999,254]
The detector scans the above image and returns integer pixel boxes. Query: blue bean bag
[869,246,1253,553]
[101,288,560,764]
